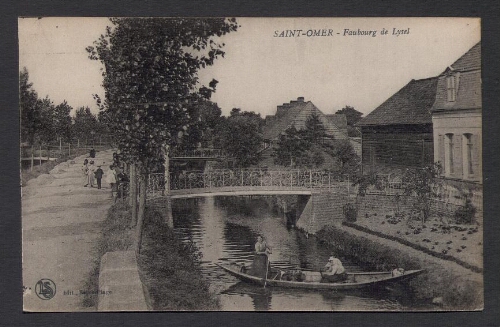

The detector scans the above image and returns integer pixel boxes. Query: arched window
[445,133,454,176]
[463,133,473,176]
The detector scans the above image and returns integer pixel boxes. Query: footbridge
[147,169,351,199]
[146,169,353,233]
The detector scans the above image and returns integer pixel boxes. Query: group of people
[81,151,128,203]
[251,235,348,283]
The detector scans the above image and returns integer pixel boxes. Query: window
[445,133,454,176]
[446,75,456,102]
[464,133,473,176]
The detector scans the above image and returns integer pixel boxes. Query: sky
[18,17,480,117]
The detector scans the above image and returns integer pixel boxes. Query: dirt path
[22,150,114,312]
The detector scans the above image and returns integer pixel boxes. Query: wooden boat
[216,263,424,291]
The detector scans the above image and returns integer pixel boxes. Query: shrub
[454,191,477,224]
[343,203,358,222]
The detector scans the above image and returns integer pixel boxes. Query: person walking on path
[87,160,96,187]
[82,159,89,187]
[106,165,117,202]
[94,165,104,189]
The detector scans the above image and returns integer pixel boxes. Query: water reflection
[172,196,408,311]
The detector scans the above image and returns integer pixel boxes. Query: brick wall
[296,191,348,234]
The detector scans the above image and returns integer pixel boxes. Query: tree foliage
[72,106,100,143]
[217,109,263,167]
[402,163,443,223]
[335,105,363,126]
[20,67,78,145]
[53,101,73,142]
[335,105,363,137]
[273,114,359,171]
[86,18,238,173]
[20,68,40,144]
[273,125,309,167]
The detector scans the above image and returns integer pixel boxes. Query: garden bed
[316,225,483,310]
[350,206,483,271]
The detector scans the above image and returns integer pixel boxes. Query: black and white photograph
[19,17,482,312]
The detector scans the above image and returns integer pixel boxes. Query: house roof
[432,42,481,111]
[263,98,348,140]
[263,102,307,140]
[447,42,481,72]
[357,77,438,126]
[325,114,348,135]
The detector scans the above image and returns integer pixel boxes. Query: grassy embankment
[81,202,219,310]
[315,226,483,310]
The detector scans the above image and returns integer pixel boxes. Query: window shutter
[438,134,445,175]
[453,135,463,178]
[471,134,481,181]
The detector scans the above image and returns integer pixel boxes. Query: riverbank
[137,206,220,310]
[315,225,483,310]
[83,201,220,310]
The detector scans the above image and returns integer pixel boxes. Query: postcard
[20,17,482,312]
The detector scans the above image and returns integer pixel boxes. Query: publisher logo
[35,279,56,300]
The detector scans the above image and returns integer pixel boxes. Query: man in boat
[322,256,348,283]
[249,235,272,279]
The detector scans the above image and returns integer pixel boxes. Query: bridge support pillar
[296,192,349,234]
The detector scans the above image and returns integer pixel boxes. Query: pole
[164,145,173,228]
[59,138,62,157]
[39,145,42,166]
[263,254,270,288]
[30,145,34,171]
[68,143,71,157]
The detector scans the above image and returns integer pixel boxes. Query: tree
[402,163,443,223]
[335,105,363,137]
[87,18,238,243]
[87,18,237,169]
[323,139,360,175]
[303,112,327,143]
[36,96,57,145]
[20,68,40,145]
[218,109,263,167]
[52,101,73,142]
[72,107,99,145]
[335,105,363,126]
[273,114,329,169]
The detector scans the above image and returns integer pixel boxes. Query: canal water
[172,196,415,311]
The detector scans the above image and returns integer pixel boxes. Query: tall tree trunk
[129,163,138,227]
[135,173,147,255]
[164,146,173,228]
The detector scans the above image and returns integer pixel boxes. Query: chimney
[297,97,304,102]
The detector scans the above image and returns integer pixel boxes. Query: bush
[454,191,477,224]
[343,203,358,222]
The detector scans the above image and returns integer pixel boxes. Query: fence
[170,148,226,158]
[21,143,112,170]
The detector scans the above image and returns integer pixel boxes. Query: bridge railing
[147,169,350,198]
[170,148,225,158]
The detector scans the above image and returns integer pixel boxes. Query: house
[260,97,349,166]
[431,42,481,183]
[263,97,348,142]
[357,77,438,174]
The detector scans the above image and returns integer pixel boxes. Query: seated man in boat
[322,256,348,283]
[249,235,272,278]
